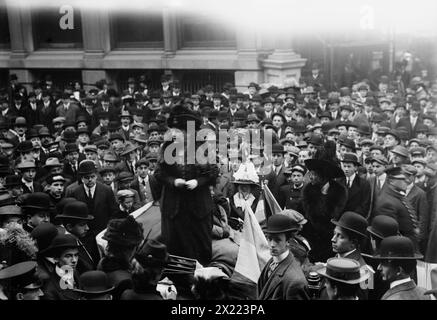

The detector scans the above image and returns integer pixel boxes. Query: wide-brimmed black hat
[305,159,344,179]
[30,223,59,252]
[317,257,370,285]
[102,216,144,247]
[78,160,97,175]
[74,271,114,295]
[264,214,300,234]
[135,239,169,268]
[167,104,202,130]
[16,141,34,154]
[21,192,51,211]
[56,200,94,221]
[40,234,80,257]
[367,215,399,240]
[372,236,423,260]
[331,211,368,239]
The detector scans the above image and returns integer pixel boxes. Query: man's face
[111,139,124,151]
[338,126,347,136]
[133,127,143,136]
[340,109,350,119]
[0,102,8,111]
[28,212,49,227]
[291,172,304,186]
[56,248,79,270]
[341,162,356,178]
[414,163,425,176]
[121,197,134,212]
[78,133,89,144]
[410,109,419,118]
[49,181,64,198]
[372,162,385,176]
[248,86,257,95]
[102,172,115,185]
[423,119,434,128]
[66,152,79,164]
[307,143,317,157]
[53,123,63,132]
[348,127,358,139]
[272,153,284,167]
[272,116,284,128]
[266,233,289,257]
[149,145,160,154]
[339,145,352,157]
[384,135,397,148]
[68,221,89,239]
[137,164,148,178]
[85,151,98,161]
[121,117,131,126]
[264,103,273,112]
[329,104,339,112]
[81,173,97,188]
[391,154,405,165]
[365,161,373,174]
[427,149,437,162]
[15,125,27,136]
[378,261,398,283]
[298,150,310,165]
[22,169,36,182]
[331,226,355,254]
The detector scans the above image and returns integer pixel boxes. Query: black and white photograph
[0,0,437,309]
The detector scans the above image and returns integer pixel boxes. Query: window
[179,14,236,48]
[0,1,10,49]
[111,12,164,49]
[32,6,83,49]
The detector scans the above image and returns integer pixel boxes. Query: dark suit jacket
[340,175,371,217]
[21,181,43,194]
[406,185,429,247]
[65,182,118,234]
[381,280,430,300]
[41,270,81,300]
[277,183,304,212]
[374,184,418,247]
[266,166,288,203]
[397,117,423,140]
[257,253,309,300]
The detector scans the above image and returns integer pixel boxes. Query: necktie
[142,179,146,187]
[87,188,92,199]
[268,261,279,277]
[29,185,34,193]
[377,178,381,191]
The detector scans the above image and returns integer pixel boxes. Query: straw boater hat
[231,161,259,185]
[317,257,370,285]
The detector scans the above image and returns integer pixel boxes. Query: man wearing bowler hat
[340,153,371,216]
[16,160,42,194]
[373,166,420,249]
[74,270,114,300]
[56,200,100,274]
[373,236,429,300]
[21,192,51,234]
[66,160,117,234]
[258,214,309,300]
[265,144,288,204]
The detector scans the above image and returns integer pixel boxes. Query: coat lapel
[259,253,292,299]
[381,280,416,300]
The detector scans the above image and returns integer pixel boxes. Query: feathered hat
[304,140,344,179]
[231,161,259,185]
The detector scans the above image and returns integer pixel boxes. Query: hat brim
[74,286,115,295]
[231,180,259,185]
[372,253,423,260]
[366,226,384,240]
[331,219,368,239]
[317,266,370,285]
[264,227,299,234]
[340,159,362,166]
[305,159,345,179]
[56,214,94,221]
[40,243,80,256]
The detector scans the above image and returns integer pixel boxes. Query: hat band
[326,268,361,282]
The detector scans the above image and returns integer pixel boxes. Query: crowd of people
[0,63,437,300]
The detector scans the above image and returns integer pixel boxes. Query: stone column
[162,8,178,58]
[81,8,111,61]
[234,28,263,92]
[260,35,306,88]
[6,0,34,59]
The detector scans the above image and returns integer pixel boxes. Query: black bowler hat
[373,236,423,260]
[331,211,368,239]
[74,271,114,295]
[167,104,202,130]
[63,143,79,155]
[307,134,324,146]
[78,160,97,175]
[30,223,59,252]
[339,138,356,151]
[317,257,370,285]
[271,144,287,154]
[57,200,94,221]
[135,239,169,268]
[367,215,399,240]
[16,141,34,154]
[340,153,361,166]
[40,234,80,257]
[265,214,299,234]
[21,192,51,211]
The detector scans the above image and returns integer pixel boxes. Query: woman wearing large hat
[301,140,348,264]
[317,257,370,300]
[228,162,260,230]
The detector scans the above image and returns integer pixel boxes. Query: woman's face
[308,170,325,185]
[238,184,251,195]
